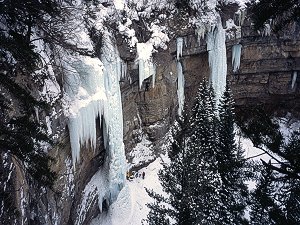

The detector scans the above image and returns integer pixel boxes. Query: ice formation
[195,25,208,45]
[64,32,126,206]
[235,9,246,27]
[207,17,227,104]
[177,61,185,116]
[292,71,298,89]
[136,43,156,88]
[262,23,271,36]
[176,37,185,116]
[177,37,183,60]
[232,44,242,72]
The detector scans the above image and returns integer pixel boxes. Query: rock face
[166,17,300,112]
[3,11,300,225]
[228,19,300,110]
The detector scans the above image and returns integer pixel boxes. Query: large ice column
[207,17,227,104]
[232,44,242,72]
[177,60,185,116]
[101,34,126,203]
[136,42,156,88]
[176,37,185,116]
[64,33,126,206]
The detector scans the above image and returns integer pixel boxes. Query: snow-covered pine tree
[188,80,222,224]
[146,111,194,225]
[283,130,300,224]
[217,85,248,224]
[250,162,286,225]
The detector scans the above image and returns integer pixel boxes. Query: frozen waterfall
[207,18,227,104]
[232,44,242,72]
[64,33,126,207]
[137,42,156,88]
[176,37,185,116]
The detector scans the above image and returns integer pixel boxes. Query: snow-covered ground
[90,157,164,225]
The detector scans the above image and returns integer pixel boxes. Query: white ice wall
[207,17,227,104]
[176,37,185,116]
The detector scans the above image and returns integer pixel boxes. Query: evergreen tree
[248,128,300,225]
[146,112,194,225]
[250,162,286,225]
[247,0,300,32]
[217,86,248,225]
[280,130,300,224]
[188,81,222,224]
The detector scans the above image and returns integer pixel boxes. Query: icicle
[232,44,242,72]
[152,64,156,88]
[65,56,106,166]
[207,17,227,104]
[262,23,271,36]
[34,107,39,122]
[195,26,206,45]
[121,61,127,79]
[177,61,185,116]
[136,42,156,88]
[236,9,246,26]
[292,71,298,89]
[176,37,183,60]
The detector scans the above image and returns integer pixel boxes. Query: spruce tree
[247,0,300,32]
[280,130,300,224]
[146,112,194,225]
[217,86,248,224]
[188,80,222,224]
[250,162,286,225]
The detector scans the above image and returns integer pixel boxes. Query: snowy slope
[90,158,164,225]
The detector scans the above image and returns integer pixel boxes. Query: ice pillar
[207,17,227,104]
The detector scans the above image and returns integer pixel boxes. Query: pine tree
[217,86,248,224]
[188,80,223,224]
[146,112,194,225]
[280,130,300,224]
[250,162,286,225]
[247,0,300,32]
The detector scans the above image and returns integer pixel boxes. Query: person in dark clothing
[145,81,150,91]
[142,171,145,179]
